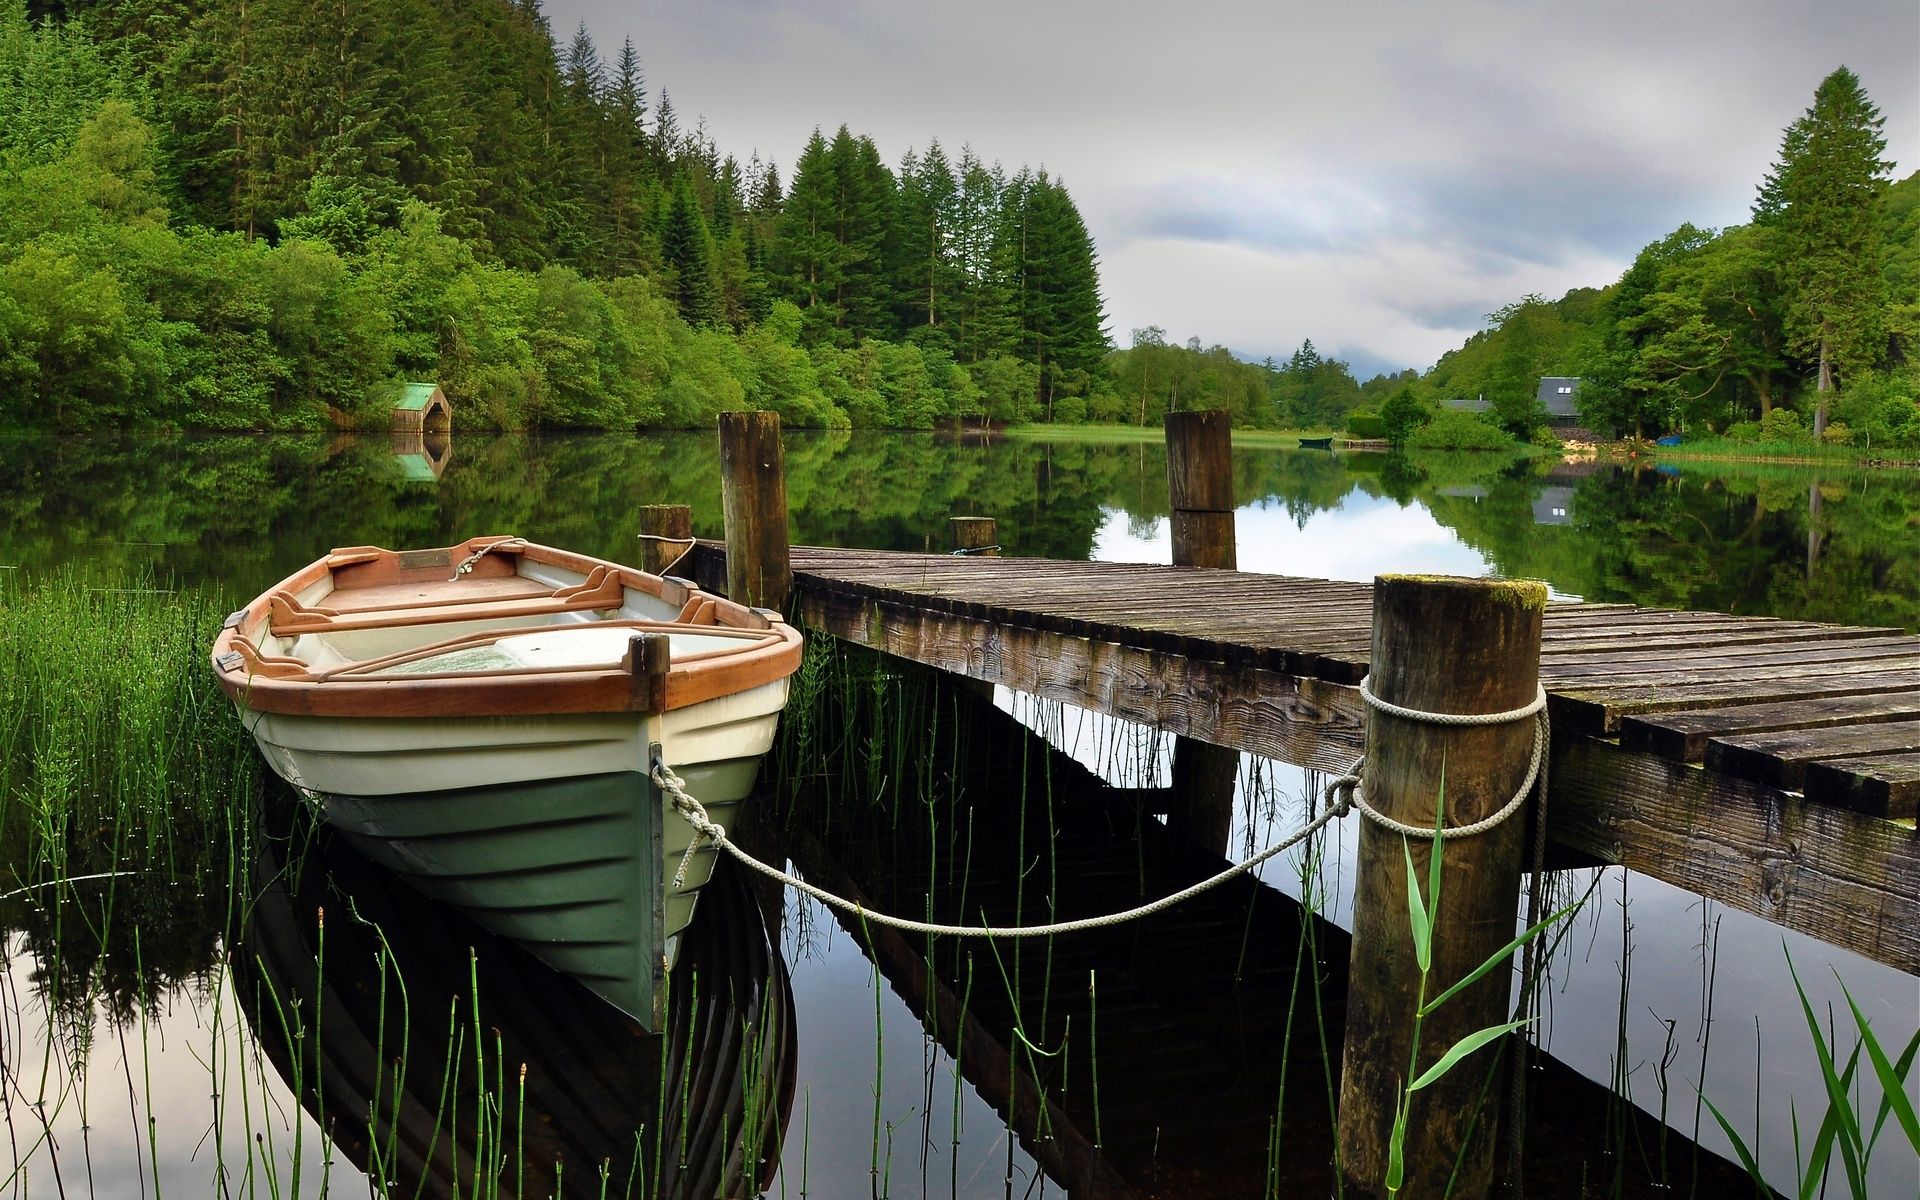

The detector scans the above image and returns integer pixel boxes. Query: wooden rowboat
[211,536,804,1028]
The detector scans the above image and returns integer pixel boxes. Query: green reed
[1701,946,1920,1200]
[0,567,259,898]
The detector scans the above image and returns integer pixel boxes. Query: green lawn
[1649,437,1915,466]
[998,422,1338,448]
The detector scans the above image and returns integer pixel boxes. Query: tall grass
[0,567,259,897]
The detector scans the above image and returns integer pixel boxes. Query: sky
[547,0,1920,380]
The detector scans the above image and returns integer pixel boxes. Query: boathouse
[386,381,452,433]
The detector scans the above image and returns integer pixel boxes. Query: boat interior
[222,537,791,683]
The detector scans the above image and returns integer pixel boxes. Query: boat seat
[266,566,628,636]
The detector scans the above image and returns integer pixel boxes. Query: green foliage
[1106,328,1272,427]
[1756,66,1894,432]
[1832,366,1920,448]
[1760,408,1807,442]
[0,1,1112,433]
[1271,338,1367,428]
[1406,409,1518,452]
[1345,411,1386,439]
[1379,387,1431,445]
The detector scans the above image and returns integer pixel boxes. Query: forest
[0,0,1116,431]
[4,6,1912,444]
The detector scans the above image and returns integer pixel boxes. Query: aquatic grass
[0,566,259,908]
[1700,945,1920,1200]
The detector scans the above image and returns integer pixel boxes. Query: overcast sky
[549,0,1918,378]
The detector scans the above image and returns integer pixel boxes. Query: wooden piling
[1336,574,1546,1200]
[1164,409,1236,570]
[1164,409,1239,853]
[949,516,999,556]
[636,503,693,577]
[717,411,792,613]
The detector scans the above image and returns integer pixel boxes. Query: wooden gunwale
[213,538,801,720]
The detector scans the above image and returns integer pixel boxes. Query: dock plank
[1803,752,1920,819]
[1620,693,1920,762]
[1706,719,1920,791]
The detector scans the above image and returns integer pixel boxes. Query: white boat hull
[238,678,789,1024]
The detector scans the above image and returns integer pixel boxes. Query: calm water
[2,431,1917,1198]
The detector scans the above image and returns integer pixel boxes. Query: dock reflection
[776,651,1763,1198]
[235,794,795,1198]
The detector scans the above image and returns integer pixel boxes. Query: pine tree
[769,128,843,341]
[660,174,717,326]
[895,138,961,334]
[951,146,1008,361]
[605,37,649,273]
[826,126,897,341]
[651,87,678,173]
[1754,66,1893,434]
[993,169,1106,416]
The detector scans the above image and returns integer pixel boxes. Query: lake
[1,429,1916,1198]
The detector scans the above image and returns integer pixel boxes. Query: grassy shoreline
[1644,437,1920,468]
[999,422,1338,448]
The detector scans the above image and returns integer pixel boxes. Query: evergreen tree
[1754,66,1893,434]
[650,87,677,172]
[769,128,843,341]
[826,126,897,341]
[605,37,650,273]
[895,138,961,333]
[659,174,716,326]
[951,146,1008,361]
[993,170,1106,416]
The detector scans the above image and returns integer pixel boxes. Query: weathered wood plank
[1803,752,1920,819]
[1620,692,1920,762]
[794,586,1368,771]
[1549,670,1920,734]
[1547,736,1920,975]
[1706,719,1920,791]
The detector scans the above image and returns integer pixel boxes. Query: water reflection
[234,794,796,1198]
[766,647,1761,1198]
[4,432,1916,631]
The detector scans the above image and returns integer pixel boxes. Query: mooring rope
[650,671,1547,936]
[448,537,526,581]
[1343,675,1549,841]
[654,759,1354,938]
[634,532,698,578]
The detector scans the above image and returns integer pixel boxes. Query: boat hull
[240,680,787,1026]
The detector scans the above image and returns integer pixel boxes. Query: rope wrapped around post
[1334,674,1549,840]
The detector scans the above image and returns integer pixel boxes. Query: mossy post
[718,411,791,613]
[1337,574,1546,1199]
[949,516,998,556]
[637,504,692,577]
[1165,409,1239,851]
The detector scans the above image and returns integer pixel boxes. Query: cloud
[550,0,1920,375]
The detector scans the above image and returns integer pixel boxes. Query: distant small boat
[1298,436,1335,450]
[212,536,803,1026]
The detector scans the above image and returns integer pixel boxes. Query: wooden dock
[688,542,1920,974]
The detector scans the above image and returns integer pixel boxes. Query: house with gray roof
[1537,377,1580,424]
[1443,396,1492,414]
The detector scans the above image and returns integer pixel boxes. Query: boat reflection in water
[235,791,796,1199]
